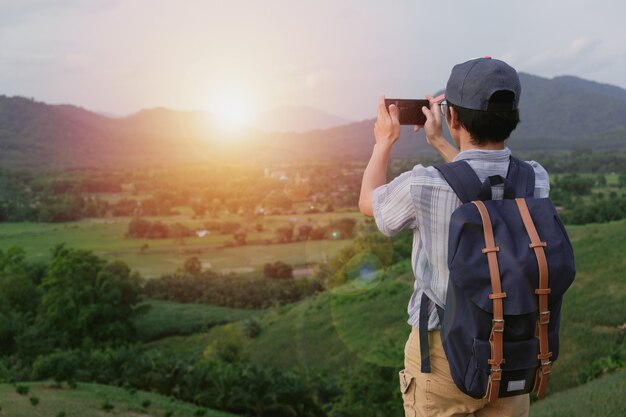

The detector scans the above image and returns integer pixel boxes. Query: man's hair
[447,90,520,145]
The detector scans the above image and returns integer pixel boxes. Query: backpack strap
[436,156,536,202]
[418,294,446,374]
[506,156,536,198]
[472,200,507,403]
[516,198,552,399]
[418,293,432,373]
[433,161,483,203]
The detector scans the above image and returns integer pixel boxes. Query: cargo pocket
[399,369,417,417]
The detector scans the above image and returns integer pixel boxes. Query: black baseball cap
[445,57,521,111]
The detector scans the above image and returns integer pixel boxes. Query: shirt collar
[452,147,511,162]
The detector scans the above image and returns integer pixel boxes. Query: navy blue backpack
[418,156,575,402]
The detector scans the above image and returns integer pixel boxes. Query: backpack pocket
[464,338,539,399]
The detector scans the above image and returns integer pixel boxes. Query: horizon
[3,70,622,125]
[1,0,625,123]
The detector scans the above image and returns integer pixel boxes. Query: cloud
[519,36,603,76]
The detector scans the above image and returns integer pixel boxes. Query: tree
[147,221,169,239]
[191,200,207,217]
[183,257,202,276]
[263,262,293,279]
[41,248,142,348]
[329,218,357,239]
[170,222,191,245]
[127,217,151,238]
[233,228,247,246]
[298,224,313,240]
[276,225,294,243]
[309,226,327,240]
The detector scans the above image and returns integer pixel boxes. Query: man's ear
[449,107,461,129]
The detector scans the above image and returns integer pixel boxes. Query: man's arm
[359,144,392,216]
[359,96,400,217]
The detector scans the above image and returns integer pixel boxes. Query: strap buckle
[540,361,552,375]
[492,319,505,333]
[490,368,502,381]
[539,311,550,325]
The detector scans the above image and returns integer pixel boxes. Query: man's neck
[458,130,505,152]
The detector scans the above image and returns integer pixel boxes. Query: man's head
[443,57,521,147]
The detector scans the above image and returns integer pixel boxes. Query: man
[358,57,550,417]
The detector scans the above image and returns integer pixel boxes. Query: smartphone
[384,98,430,125]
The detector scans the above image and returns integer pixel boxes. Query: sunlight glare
[206,83,258,132]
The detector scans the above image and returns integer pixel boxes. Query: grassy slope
[530,371,625,417]
[548,220,626,393]
[146,220,625,402]
[0,381,236,417]
[147,262,415,372]
[134,299,265,341]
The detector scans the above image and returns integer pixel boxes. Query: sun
[205,84,257,131]
[215,95,252,127]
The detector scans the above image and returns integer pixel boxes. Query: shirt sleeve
[526,160,550,198]
[371,170,417,237]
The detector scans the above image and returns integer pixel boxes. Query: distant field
[0,211,362,278]
[0,381,236,417]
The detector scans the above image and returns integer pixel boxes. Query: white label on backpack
[507,380,526,392]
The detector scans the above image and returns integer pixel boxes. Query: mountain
[269,73,626,159]
[553,75,626,103]
[255,105,352,133]
[1,72,625,168]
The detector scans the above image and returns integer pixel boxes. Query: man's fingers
[426,94,440,124]
[414,125,422,133]
[377,95,388,119]
[422,105,434,121]
[389,103,399,125]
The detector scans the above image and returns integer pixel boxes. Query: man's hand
[414,94,444,144]
[414,94,459,162]
[374,95,400,150]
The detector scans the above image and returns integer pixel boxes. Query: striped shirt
[372,147,550,330]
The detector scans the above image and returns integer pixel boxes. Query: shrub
[263,261,293,279]
[243,318,262,338]
[29,396,39,406]
[202,325,248,363]
[15,384,29,395]
[102,400,114,412]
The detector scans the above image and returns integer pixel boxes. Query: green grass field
[530,371,625,417]
[145,220,626,401]
[0,381,236,417]
[144,262,415,372]
[0,211,361,277]
[134,299,265,341]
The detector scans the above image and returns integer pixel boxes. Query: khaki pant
[400,327,529,417]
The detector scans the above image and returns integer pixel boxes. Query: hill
[0,381,236,417]
[1,72,626,168]
[147,219,626,399]
[255,105,353,133]
[530,371,625,417]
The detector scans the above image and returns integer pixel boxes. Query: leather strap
[472,201,506,402]
[516,198,552,399]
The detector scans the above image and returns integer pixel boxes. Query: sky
[1,0,625,122]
